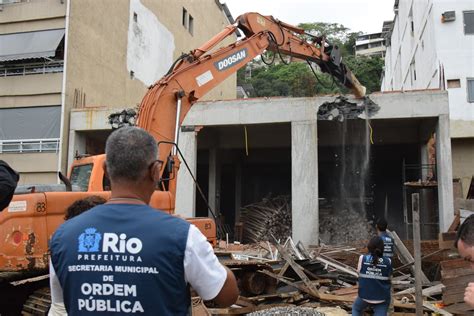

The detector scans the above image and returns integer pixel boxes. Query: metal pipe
[172,91,185,155]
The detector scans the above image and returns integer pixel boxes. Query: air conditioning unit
[442,11,456,23]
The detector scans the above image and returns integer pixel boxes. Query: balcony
[0,61,63,77]
[0,138,60,154]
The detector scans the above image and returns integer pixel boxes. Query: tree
[237,22,384,97]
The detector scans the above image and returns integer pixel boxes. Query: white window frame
[467,78,474,103]
[464,10,474,35]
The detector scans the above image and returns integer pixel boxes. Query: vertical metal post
[412,193,423,315]
[172,91,185,156]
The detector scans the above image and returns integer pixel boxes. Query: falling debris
[108,108,137,129]
[319,209,375,245]
[317,96,379,121]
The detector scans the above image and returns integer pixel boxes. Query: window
[464,11,474,34]
[468,78,474,102]
[182,8,188,28]
[447,79,461,89]
[70,164,93,192]
[188,15,194,35]
[0,106,60,153]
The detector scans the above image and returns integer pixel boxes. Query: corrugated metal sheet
[0,29,65,62]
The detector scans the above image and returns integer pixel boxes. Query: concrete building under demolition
[70,90,454,246]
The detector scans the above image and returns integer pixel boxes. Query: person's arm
[184,225,239,307]
[465,283,474,308]
[357,255,363,272]
[48,259,67,315]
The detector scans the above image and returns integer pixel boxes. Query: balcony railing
[0,138,60,153]
[0,61,64,77]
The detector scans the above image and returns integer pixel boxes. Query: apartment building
[0,0,236,184]
[355,32,386,57]
[381,0,474,195]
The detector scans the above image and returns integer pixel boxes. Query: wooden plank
[206,305,256,315]
[442,268,474,280]
[442,274,474,287]
[444,302,474,314]
[245,291,300,302]
[389,229,430,285]
[441,258,468,270]
[448,213,460,232]
[439,232,457,250]
[314,255,358,277]
[331,285,359,296]
[423,301,453,316]
[273,241,321,297]
[395,283,444,297]
[412,193,423,316]
[394,249,446,272]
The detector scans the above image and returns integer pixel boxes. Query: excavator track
[21,287,51,316]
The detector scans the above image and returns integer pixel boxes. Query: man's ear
[150,161,161,182]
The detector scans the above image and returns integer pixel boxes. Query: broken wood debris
[195,233,455,315]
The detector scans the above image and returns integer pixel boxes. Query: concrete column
[291,120,319,246]
[175,129,197,218]
[208,147,221,218]
[67,130,86,171]
[436,114,454,231]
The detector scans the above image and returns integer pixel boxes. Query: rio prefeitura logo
[78,228,102,252]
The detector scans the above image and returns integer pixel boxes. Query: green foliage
[344,55,385,93]
[238,22,384,97]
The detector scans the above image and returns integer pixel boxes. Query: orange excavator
[0,12,365,313]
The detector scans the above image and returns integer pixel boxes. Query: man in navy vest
[455,214,474,308]
[49,127,239,315]
[352,236,392,316]
[377,218,394,258]
[0,159,19,212]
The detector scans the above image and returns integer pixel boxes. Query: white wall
[383,0,474,137]
[432,0,474,123]
[127,0,175,86]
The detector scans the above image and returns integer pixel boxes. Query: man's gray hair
[105,127,158,182]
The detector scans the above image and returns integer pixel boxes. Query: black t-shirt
[0,160,19,211]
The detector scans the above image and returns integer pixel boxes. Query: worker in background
[455,214,474,308]
[352,236,392,316]
[49,127,239,315]
[376,218,394,258]
[63,195,107,220]
[49,195,107,316]
[0,160,19,212]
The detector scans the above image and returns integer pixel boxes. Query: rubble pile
[317,96,379,121]
[241,195,292,244]
[247,306,326,315]
[319,209,375,245]
[108,109,137,129]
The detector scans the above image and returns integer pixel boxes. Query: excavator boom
[138,12,366,179]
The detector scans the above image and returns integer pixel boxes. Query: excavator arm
[138,12,366,178]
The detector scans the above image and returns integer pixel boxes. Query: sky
[223,0,395,34]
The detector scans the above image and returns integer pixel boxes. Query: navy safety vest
[358,254,392,302]
[50,204,191,315]
[380,232,394,258]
